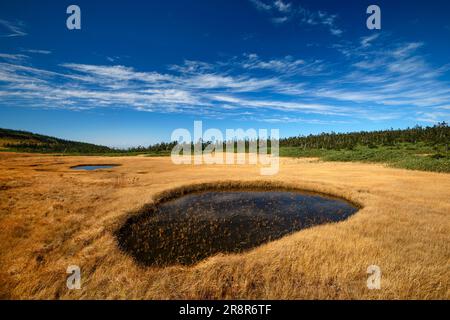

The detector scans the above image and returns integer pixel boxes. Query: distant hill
[0,128,112,154]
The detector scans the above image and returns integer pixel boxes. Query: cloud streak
[23,49,52,55]
[0,19,27,37]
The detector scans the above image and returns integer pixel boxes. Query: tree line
[279,122,449,151]
[1,122,448,154]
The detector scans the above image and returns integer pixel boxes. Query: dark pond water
[117,190,358,267]
[71,165,118,171]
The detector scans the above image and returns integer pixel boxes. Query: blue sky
[0,0,449,147]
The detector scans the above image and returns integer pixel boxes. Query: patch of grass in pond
[70,164,119,171]
[117,189,359,267]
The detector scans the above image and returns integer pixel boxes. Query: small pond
[71,165,119,171]
[117,189,359,267]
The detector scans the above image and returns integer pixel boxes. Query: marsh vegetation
[117,186,358,266]
[0,154,448,299]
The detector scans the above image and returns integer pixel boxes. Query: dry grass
[0,152,449,299]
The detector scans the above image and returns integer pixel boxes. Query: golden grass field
[0,152,449,299]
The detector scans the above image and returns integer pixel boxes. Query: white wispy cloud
[271,16,289,24]
[415,110,450,123]
[250,0,292,14]
[257,116,351,125]
[248,0,342,35]
[23,49,52,55]
[0,53,29,62]
[242,54,305,72]
[0,19,27,37]
[211,94,352,116]
[274,0,292,13]
[168,60,214,74]
[360,34,380,48]
[61,63,173,85]
[240,53,327,76]
[249,0,272,11]
[312,10,342,36]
